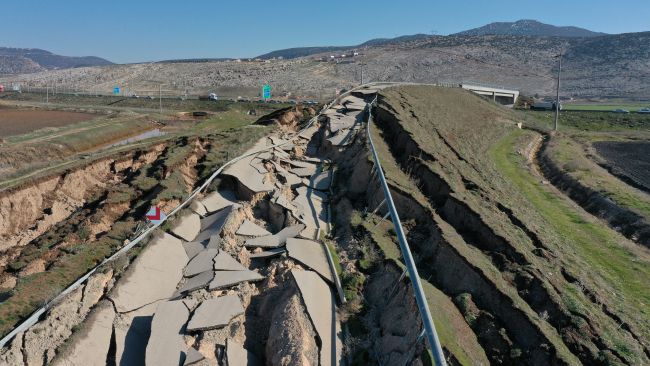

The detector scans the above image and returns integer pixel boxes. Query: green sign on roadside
[263,85,271,99]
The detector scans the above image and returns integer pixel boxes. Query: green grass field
[523,110,650,132]
[562,103,649,111]
[492,129,650,363]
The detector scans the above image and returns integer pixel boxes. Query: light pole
[554,54,563,131]
[359,62,367,86]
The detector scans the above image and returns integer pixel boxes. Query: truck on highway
[531,101,562,111]
[199,93,218,101]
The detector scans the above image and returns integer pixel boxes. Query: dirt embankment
[0,128,253,340]
[365,87,650,365]
[537,135,650,247]
[254,105,316,129]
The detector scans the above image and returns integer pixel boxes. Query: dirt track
[0,108,96,138]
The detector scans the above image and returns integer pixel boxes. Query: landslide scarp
[0,126,270,338]
[367,86,650,365]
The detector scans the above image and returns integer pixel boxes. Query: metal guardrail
[0,81,451,357]
[366,95,448,366]
[0,94,338,349]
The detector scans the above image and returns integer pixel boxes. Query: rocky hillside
[3,31,649,99]
[0,47,114,72]
[452,19,607,37]
[255,34,433,59]
[0,55,45,74]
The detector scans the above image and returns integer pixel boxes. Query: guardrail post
[366,211,391,237]
[387,267,408,303]
[403,328,427,366]
[365,198,387,222]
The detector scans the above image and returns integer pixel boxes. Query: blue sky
[2,0,648,64]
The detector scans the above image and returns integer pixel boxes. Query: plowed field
[0,109,96,138]
[594,141,650,192]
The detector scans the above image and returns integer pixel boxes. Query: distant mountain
[0,47,114,72]
[451,19,607,37]
[0,55,45,74]
[255,34,433,60]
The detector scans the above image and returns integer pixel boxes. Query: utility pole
[554,54,563,131]
[47,85,49,104]
[359,62,367,86]
[159,85,162,114]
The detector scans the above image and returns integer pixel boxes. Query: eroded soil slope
[0,125,270,337]
[367,86,650,365]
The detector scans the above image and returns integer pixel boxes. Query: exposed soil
[593,141,650,193]
[0,123,269,338]
[0,109,97,138]
[538,136,650,248]
[364,86,650,365]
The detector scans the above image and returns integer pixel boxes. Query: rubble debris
[244,224,305,248]
[111,233,186,313]
[55,304,115,366]
[286,238,333,283]
[236,219,272,237]
[177,270,214,294]
[186,295,244,331]
[185,248,219,277]
[208,270,264,290]
[227,338,263,366]
[213,252,248,271]
[249,247,286,259]
[183,347,205,366]
[292,270,344,366]
[171,213,201,242]
[183,240,208,261]
[145,300,190,366]
[201,189,241,213]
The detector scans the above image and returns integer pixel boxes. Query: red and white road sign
[145,206,167,225]
[336,90,340,95]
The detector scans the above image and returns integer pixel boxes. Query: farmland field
[0,108,97,138]
[594,141,650,192]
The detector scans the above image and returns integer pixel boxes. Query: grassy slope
[523,110,650,132]
[493,129,650,363]
[543,133,650,220]
[562,103,649,111]
[377,86,650,364]
[365,124,489,365]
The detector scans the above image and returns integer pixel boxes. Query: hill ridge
[0,47,114,73]
[451,19,607,37]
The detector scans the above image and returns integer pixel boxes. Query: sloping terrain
[5,31,650,100]
[0,56,45,74]
[255,34,432,59]
[0,98,355,366]
[0,47,114,70]
[0,124,271,339]
[361,86,650,364]
[451,19,606,37]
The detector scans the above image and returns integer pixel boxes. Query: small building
[353,52,359,56]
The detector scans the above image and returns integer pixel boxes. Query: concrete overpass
[461,82,519,105]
